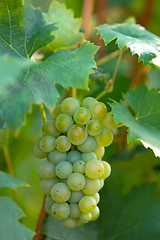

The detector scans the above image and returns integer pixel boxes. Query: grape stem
[39,103,47,123]
[95,47,124,100]
[96,49,121,66]
[72,87,77,98]
[82,0,95,40]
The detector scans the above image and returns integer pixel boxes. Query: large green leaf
[0,42,99,130]
[45,0,84,50]
[0,0,56,59]
[95,23,160,66]
[110,85,160,157]
[0,197,34,240]
[0,171,29,189]
[41,215,98,240]
[98,168,160,240]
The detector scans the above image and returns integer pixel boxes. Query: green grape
[39,136,55,153]
[51,202,70,220]
[46,195,55,207]
[89,102,107,120]
[48,149,67,165]
[67,150,81,164]
[55,161,73,179]
[67,124,88,145]
[76,219,84,227]
[73,160,85,174]
[59,179,67,184]
[70,203,81,218]
[95,128,113,147]
[73,107,91,125]
[77,136,97,153]
[63,217,77,229]
[99,161,111,179]
[86,119,103,136]
[82,177,101,195]
[53,104,62,118]
[68,191,84,203]
[85,160,104,179]
[45,201,52,214]
[99,179,104,189]
[40,178,59,195]
[81,97,97,109]
[51,182,71,202]
[81,152,97,163]
[38,160,56,179]
[91,206,100,221]
[79,212,92,223]
[32,141,48,159]
[91,193,100,204]
[102,113,117,130]
[79,196,96,213]
[55,114,74,132]
[61,97,80,116]
[67,173,85,191]
[55,135,71,152]
[42,119,61,138]
[93,145,105,160]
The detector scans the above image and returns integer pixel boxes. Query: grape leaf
[0,42,99,130]
[0,0,56,58]
[45,0,84,50]
[0,171,29,189]
[0,197,34,240]
[95,23,160,67]
[110,85,160,157]
[41,215,98,240]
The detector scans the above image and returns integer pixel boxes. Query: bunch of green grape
[33,97,117,229]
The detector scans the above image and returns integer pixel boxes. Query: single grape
[79,196,96,213]
[53,104,62,118]
[102,113,117,130]
[67,124,88,145]
[79,212,92,223]
[55,135,71,152]
[76,219,84,227]
[61,97,80,116]
[69,203,81,218]
[68,191,84,203]
[55,161,73,179]
[51,182,71,202]
[99,161,111,179]
[99,179,104,189]
[85,160,104,179]
[55,114,74,132]
[67,150,81,164]
[81,97,97,109]
[67,173,85,191]
[77,136,97,153]
[91,206,100,221]
[38,160,56,179]
[42,119,60,138]
[46,195,55,207]
[32,141,48,159]
[91,193,100,204]
[73,107,91,125]
[73,160,85,174]
[40,178,59,195]
[51,202,70,220]
[48,149,67,165]
[89,102,107,120]
[63,217,77,229]
[82,177,101,195]
[93,145,105,160]
[81,152,97,163]
[45,201,52,214]
[86,119,103,136]
[95,128,113,147]
[39,136,55,153]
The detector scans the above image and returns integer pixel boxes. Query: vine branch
[82,0,95,40]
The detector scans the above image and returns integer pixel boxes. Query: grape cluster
[33,97,116,229]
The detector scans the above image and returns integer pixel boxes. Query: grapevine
[33,97,115,228]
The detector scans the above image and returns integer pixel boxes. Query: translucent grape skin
[79,212,92,223]
[73,160,85,174]
[55,113,74,132]
[32,141,48,159]
[99,161,111,179]
[51,182,71,202]
[51,202,70,220]
[82,177,101,195]
[63,217,77,229]
[42,119,60,138]
[68,191,84,203]
[40,178,59,195]
[38,160,56,179]
[73,107,91,125]
[91,206,100,221]
[39,136,55,153]
[67,124,88,145]
[55,135,71,152]
[67,173,85,191]
[93,145,105,160]
[61,97,80,116]
[89,102,107,120]
[81,97,97,109]
[81,152,97,163]
[67,150,81,164]
[77,136,97,153]
[46,195,55,207]
[95,128,113,147]
[86,119,103,136]
[69,203,81,218]
[91,192,100,204]
[48,149,67,165]
[55,161,73,179]
[102,113,117,130]
[85,159,104,179]
[79,196,97,213]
